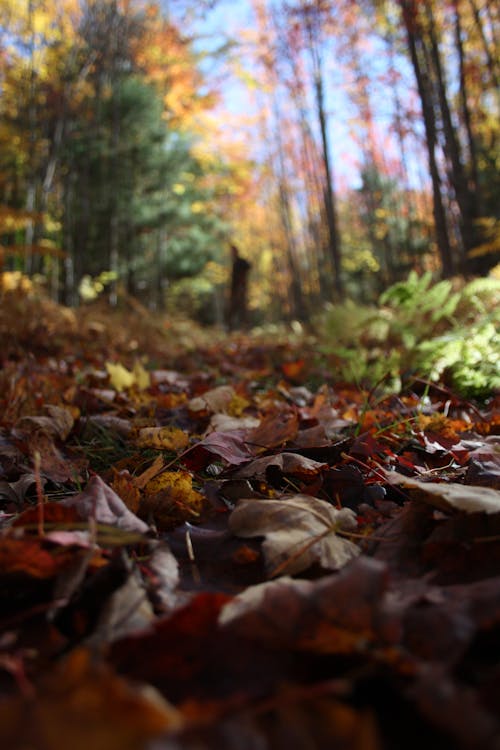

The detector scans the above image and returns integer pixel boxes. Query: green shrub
[317,272,500,397]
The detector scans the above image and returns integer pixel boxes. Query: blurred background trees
[0,0,498,324]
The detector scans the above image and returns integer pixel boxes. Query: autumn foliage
[0,280,499,749]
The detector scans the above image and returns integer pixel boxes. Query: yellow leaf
[135,426,189,451]
[106,361,150,392]
[106,362,135,391]
[145,470,196,497]
[132,361,151,390]
[141,470,205,529]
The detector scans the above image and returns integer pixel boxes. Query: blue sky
[179,0,425,192]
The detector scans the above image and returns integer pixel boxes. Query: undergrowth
[317,271,500,398]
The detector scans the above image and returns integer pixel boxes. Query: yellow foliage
[141,470,205,529]
[227,393,251,417]
[134,426,189,451]
[0,205,41,234]
[145,470,194,497]
[204,261,228,285]
[468,218,500,259]
[0,271,33,294]
[132,361,151,391]
[190,201,205,214]
[105,361,150,392]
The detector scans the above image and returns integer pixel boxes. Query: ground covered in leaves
[1,285,500,750]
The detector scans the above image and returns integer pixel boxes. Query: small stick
[34,451,45,537]
[185,529,201,585]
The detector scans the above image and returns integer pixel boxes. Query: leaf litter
[0,299,500,749]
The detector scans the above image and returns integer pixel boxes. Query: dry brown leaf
[0,648,182,750]
[188,385,237,414]
[14,405,74,442]
[248,408,299,451]
[64,475,149,534]
[229,495,360,576]
[231,452,328,480]
[387,471,500,515]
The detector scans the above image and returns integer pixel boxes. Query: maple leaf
[229,495,360,577]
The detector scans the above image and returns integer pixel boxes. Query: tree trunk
[467,0,499,93]
[453,0,480,209]
[313,68,343,299]
[401,1,454,276]
[424,0,476,263]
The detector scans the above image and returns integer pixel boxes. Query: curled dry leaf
[0,474,40,505]
[387,471,500,515]
[219,557,392,653]
[64,474,149,534]
[229,494,360,577]
[13,405,74,442]
[188,385,237,414]
[206,413,260,434]
[189,429,254,467]
[248,408,299,451]
[231,452,328,481]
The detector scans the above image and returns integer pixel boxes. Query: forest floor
[0,283,500,750]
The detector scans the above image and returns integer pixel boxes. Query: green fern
[317,272,500,398]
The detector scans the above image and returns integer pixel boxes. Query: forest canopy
[0,0,498,321]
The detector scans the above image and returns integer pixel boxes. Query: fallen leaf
[111,471,141,514]
[187,429,254,468]
[132,360,151,391]
[229,495,360,576]
[110,592,233,699]
[281,358,305,379]
[26,431,84,483]
[387,471,500,514]
[0,474,39,506]
[206,413,260,434]
[465,441,500,489]
[86,568,155,644]
[13,405,74,442]
[0,537,79,579]
[230,452,328,481]
[105,361,135,391]
[105,361,150,392]
[248,408,299,452]
[219,557,394,653]
[64,474,149,534]
[135,425,189,451]
[188,385,237,414]
[0,648,182,750]
[141,470,205,529]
